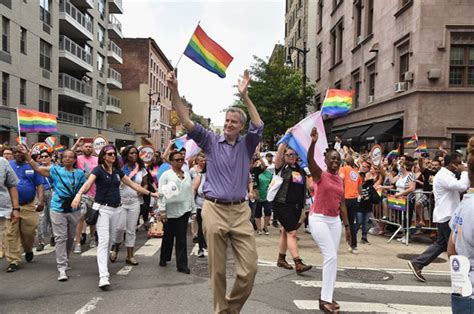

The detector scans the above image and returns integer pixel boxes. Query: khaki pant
[5,202,39,264]
[202,200,258,314]
[0,217,8,258]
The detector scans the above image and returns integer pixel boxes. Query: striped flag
[321,89,352,118]
[406,133,418,146]
[387,146,400,159]
[175,135,201,159]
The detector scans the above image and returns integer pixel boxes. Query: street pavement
[0,221,453,313]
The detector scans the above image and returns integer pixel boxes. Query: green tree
[235,53,314,149]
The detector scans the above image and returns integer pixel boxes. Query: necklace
[174,169,184,180]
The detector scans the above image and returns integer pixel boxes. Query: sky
[121,0,285,125]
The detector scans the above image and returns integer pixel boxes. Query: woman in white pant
[72,145,158,289]
[307,127,351,313]
[110,145,148,265]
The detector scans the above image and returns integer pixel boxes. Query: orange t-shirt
[339,165,362,199]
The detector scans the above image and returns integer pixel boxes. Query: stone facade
[285,0,308,70]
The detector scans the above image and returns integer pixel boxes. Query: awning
[0,125,10,131]
[363,119,402,142]
[1,125,17,131]
[343,124,372,142]
[327,128,347,143]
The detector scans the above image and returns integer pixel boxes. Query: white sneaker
[73,243,81,254]
[351,248,359,254]
[99,277,110,289]
[89,239,96,248]
[57,271,68,282]
[203,248,208,257]
[397,235,406,242]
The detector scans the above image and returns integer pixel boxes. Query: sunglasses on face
[105,152,116,156]
[40,155,50,158]
[172,158,185,162]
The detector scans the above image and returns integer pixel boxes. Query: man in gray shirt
[167,70,263,313]
[0,156,20,270]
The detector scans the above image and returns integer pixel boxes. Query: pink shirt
[311,171,344,217]
[76,155,98,198]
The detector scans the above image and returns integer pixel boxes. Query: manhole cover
[192,260,235,278]
[397,253,446,263]
[344,269,393,282]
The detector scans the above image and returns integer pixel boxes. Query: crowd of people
[0,69,472,313]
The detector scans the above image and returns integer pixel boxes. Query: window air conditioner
[368,95,374,103]
[394,82,408,93]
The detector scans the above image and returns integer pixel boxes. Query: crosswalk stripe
[293,300,451,313]
[81,247,97,257]
[135,238,162,257]
[292,280,451,294]
[116,265,133,276]
[33,244,56,256]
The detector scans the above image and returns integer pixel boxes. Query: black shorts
[255,201,272,218]
[272,201,302,232]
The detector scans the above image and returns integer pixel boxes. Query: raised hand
[237,69,251,96]
[166,71,178,92]
[310,127,319,143]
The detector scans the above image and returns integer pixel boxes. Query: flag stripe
[187,38,227,76]
[193,26,233,66]
[18,109,57,133]
[321,89,352,118]
[184,44,226,78]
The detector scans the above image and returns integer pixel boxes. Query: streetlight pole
[147,90,160,138]
[286,41,310,118]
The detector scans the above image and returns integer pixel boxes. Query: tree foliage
[235,52,314,149]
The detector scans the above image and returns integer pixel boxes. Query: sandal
[126,257,139,266]
[333,300,340,310]
[319,299,336,313]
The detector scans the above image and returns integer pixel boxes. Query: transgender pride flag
[277,111,328,170]
[175,135,201,160]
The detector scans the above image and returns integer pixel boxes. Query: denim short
[451,293,474,314]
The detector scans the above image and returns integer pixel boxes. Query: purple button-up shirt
[188,121,264,201]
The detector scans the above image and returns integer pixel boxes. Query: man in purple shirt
[167,70,263,313]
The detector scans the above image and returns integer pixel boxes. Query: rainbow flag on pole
[415,141,428,154]
[386,146,400,159]
[406,133,418,146]
[17,109,57,133]
[184,25,233,78]
[387,195,407,211]
[321,89,352,118]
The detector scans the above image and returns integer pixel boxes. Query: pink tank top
[310,171,344,217]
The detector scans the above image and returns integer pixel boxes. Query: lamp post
[147,90,160,138]
[286,41,310,118]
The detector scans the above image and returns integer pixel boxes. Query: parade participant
[192,153,208,257]
[167,69,262,313]
[72,138,98,252]
[0,157,19,265]
[264,152,275,175]
[158,151,194,273]
[249,152,266,230]
[23,147,86,281]
[36,149,54,251]
[2,147,13,161]
[448,136,474,312]
[307,127,351,313]
[255,167,272,235]
[339,155,362,253]
[71,145,159,289]
[408,151,468,282]
[273,143,311,273]
[5,145,45,272]
[110,145,148,266]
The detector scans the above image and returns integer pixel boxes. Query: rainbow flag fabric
[15,136,27,145]
[415,142,428,153]
[184,25,233,78]
[387,146,400,159]
[387,195,407,211]
[17,109,57,133]
[321,89,353,118]
[44,136,57,148]
[406,133,418,146]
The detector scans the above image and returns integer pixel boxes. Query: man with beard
[414,157,442,228]
[72,138,98,252]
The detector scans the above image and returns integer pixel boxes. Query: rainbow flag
[17,109,57,133]
[386,146,400,159]
[387,195,407,211]
[406,133,418,146]
[54,145,65,152]
[321,89,352,118]
[44,136,57,148]
[415,142,428,154]
[184,25,233,78]
[15,136,27,145]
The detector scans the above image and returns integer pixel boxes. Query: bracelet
[344,224,349,228]
[12,208,20,211]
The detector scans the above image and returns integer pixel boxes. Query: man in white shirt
[408,151,469,282]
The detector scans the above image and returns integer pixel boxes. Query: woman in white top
[394,156,416,243]
[110,145,148,266]
[158,151,195,274]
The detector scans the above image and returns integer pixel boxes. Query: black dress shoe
[177,267,190,274]
[25,251,34,263]
[159,260,166,267]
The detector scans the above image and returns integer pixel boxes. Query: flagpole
[16,108,22,145]
[174,21,201,70]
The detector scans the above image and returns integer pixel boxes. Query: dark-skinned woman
[307,127,351,314]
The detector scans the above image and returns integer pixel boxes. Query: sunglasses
[172,158,185,162]
[105,152,116,156]
[40,155,50,158]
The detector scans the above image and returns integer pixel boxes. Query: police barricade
[405,190,436,245]
[370,189,407,244]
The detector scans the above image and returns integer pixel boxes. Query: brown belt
[204,196,246,205]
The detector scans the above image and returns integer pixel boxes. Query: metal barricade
[405,190,436,245]
[370,189,407,244]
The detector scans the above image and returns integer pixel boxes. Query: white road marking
[135,238,162,257]
[190,243,199,256]
[32,244,56,256]
[116,265,133,276]
[81,247,97,257]
[75,297,104,314]
[292,280,451,294]
[294,300,451,313]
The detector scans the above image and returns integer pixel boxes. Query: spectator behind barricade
[357,160,377,244]
[377,162,399,235]
[415,156,441,229]
[394,156,416,244]
[448,136,474,312]
[333,136,344,160]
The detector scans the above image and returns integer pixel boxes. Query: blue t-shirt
[92,165,124,205]
[49,165,86,213]
[10,160,44,205]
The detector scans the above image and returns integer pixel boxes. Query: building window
[333,0,343,11]
[352,71,360,108]
[366,0,374,36]
[398,42,410,82]
[96,110,104,128]
[2,17,9,53]
[316,44,322,80]
[98,0,105,20]
[83,107,91,126]
[96,82,105,100]
[97,25,105,47]
[298,20,301,39]
[367,62,376,99]
[449,33,474,87]
[20,27,27,54]
[315,93,322,111]
[97,53,104,73]
[2,73,8,106]
[39,86,50,113]
[40,40,52,71]
[20,79,26,105]
[330,20,343,66]
[39,0,50,25]
[317,0,324,32]
[354,0,362,42]
[334,80,342,89]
